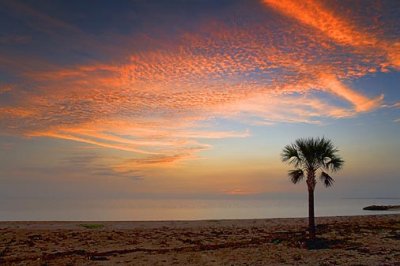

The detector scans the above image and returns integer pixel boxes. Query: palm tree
[281,137,344,240]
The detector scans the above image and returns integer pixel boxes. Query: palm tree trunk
[306,169,316,240]
[308,187,316,240]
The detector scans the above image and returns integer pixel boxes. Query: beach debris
[271,238,282,244]
[89,255,109,261]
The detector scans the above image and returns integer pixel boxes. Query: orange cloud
[219,91,355,125]
[318,74,383,112]
[0,85,12,94]
[263,0,377,46]
[262,0,400,69]
[127,154,196,166]
[0,107,36,118]
[0,4,392,168]
[29,131,159,154]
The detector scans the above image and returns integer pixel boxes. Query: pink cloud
[0,3,393,167]
[262,0,400,69]
[318,74,383,112]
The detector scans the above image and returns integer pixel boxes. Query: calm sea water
[0,197,399,221]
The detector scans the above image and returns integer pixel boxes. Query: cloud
[0,0,394,168]
[318,74,383,112]
[0,84,12,94]
[223,93,356,125]
[262,0,400,69]
[29,131,158,154]
[125,154,197,167]
[60,154,144,179]
[10,153,144,180]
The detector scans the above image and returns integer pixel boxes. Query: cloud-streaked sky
[1,0,400,209]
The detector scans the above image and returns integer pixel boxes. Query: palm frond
[317,137,331,161]
[295,138,317,168]
[325,156,344,172]
[281,144,302,167]
[288,169,304,184]
[320,171,334,187]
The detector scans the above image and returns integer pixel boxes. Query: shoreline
[1,211,400,226]
[0,213,398,228]
[0,214,399,265]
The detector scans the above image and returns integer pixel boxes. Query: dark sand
[1,214,400,265]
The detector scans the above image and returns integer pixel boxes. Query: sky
[0,0,400,211]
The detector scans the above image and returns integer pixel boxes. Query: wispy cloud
[0,0,395,168]
[318,74,384,112]
[12,153,144,180]
[60,154,144,179]
[262,0,400,69]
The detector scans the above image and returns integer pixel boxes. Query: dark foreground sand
[1,214,400,265]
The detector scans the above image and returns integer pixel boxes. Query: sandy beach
[0,214,399,265]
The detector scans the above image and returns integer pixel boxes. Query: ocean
[0,197,399,221]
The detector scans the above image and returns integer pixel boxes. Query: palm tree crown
[281,137,344,187]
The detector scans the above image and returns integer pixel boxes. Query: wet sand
[0,214,399,265]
